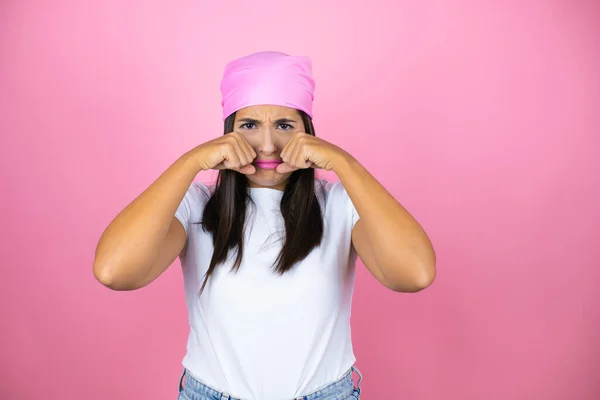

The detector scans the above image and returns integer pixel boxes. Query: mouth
[254,160,283,169]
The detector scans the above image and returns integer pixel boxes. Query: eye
[278,123,294,131]
[239,122,256,130]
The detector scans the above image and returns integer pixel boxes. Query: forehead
[235,105,301,120]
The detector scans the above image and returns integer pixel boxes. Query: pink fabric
[220,51,315,120]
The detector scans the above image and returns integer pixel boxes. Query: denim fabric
[177,366,362,400]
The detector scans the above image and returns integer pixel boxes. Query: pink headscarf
[220,51,315,120]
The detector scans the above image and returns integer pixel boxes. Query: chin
[246,169,290,189]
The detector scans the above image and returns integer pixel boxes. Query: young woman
[93,51,436,400]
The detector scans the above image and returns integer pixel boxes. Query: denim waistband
[178,366,362,400]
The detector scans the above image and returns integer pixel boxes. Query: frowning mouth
[254,160,283,169]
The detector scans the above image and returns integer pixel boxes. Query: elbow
[411,266,436,292]
[403,249,437,292]
[93,262,139,291]
[384,260,436,293]
[386,276,434,293]
[93,262,119,290]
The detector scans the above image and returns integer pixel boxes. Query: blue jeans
[177,366,363,400]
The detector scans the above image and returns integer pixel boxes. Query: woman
[93,51,436,400]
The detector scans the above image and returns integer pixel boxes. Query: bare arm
[93,132,257,291]
[334,154,436,292]
[276,132,436,293]
[93,151,201,290]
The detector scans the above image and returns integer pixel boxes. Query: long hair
[197,110,324,294]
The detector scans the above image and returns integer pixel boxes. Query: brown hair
[196,110,324,294]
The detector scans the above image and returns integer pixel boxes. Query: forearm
[333,152,436,286]
[93,151,200,281]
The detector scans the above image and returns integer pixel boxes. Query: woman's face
[232,105,305,191]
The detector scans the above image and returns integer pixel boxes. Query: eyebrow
[238,118,298,125]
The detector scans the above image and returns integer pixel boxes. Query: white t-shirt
[174,178,360,399]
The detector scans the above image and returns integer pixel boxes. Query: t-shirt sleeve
[328,180,360,230]
[174,181,211,234]
[346,185,360,229]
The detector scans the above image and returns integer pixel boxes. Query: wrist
[331,150,357,175]
[182,147,207,173]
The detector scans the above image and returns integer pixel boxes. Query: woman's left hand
[276,132,347,173]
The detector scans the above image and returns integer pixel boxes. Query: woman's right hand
[191,132,257,175]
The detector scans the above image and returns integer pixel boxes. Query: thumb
[276,163,296,174]
[238,164,257,175]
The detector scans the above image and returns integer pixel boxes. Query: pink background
[1,1,599,399]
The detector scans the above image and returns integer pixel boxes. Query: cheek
[275,134,293,149]
[239,133,259,148]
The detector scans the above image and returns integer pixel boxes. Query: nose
[257,128,277,155]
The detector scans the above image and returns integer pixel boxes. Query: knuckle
[226,135,237,143]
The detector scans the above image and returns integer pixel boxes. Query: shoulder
[314,178,359,227]
[185,180,214,203]
[314,178,350,202]
[177,181,214,218]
